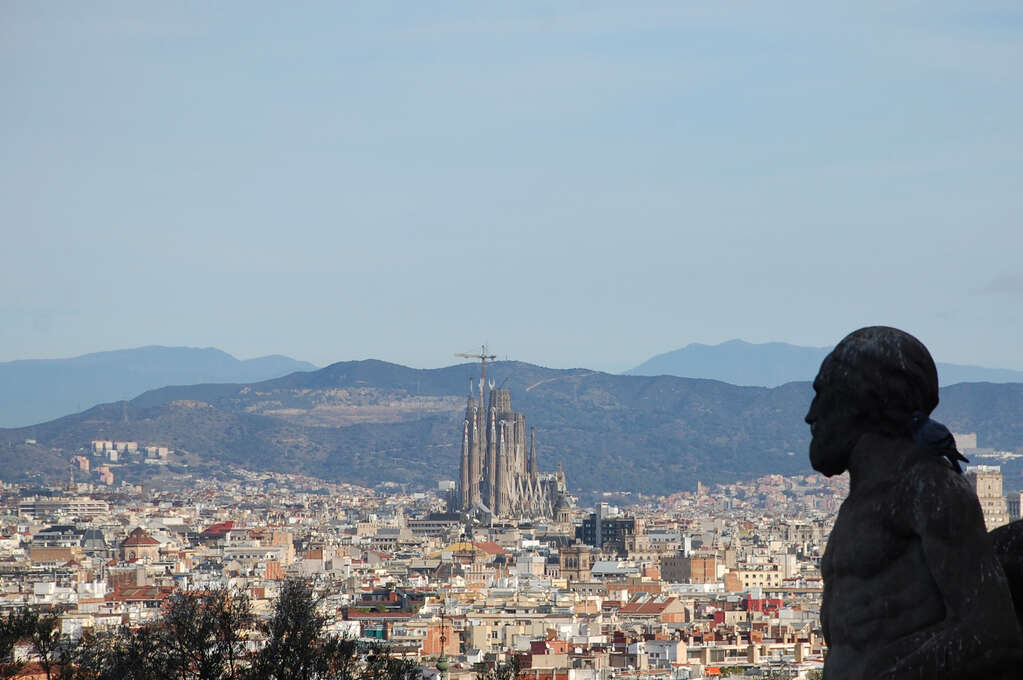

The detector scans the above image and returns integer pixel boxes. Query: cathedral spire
[459,419,470,509]
[452,353,569,520]
[529,426,538,481]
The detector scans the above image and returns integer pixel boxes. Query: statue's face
[806,359,861,477]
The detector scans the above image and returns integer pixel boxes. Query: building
[454,378,568,519]
[560,543,593,583]
[661,552,717,584]
[724,568,783,592]
[577,504,642,554]
[29,525,85,564]
[966,465,1010,530]
[407,513,463,538]
[120,527,161,563]
[1007,491,1023,522]
[952,432,978,451]
[18,496,109,518]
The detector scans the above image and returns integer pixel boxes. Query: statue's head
[806,326,939,476]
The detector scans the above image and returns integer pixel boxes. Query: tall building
[1007,491,1023,522]
[577,503,643,555]
[560,543,592,583]
[966,465,1010,530]
[454,380,568,519]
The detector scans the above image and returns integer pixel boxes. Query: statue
[806,326,1023,679]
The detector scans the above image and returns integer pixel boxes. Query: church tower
[454,356,570,519]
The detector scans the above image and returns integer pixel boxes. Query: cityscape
[2,352,1020,679]
[4,3,1022,678]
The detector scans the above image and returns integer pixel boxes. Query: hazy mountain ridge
[3,359,1021,494]
[934,383,1023,448]
[0,346,317,428]
[627,339,1023,387]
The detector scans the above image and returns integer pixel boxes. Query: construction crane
[455,344,497,392]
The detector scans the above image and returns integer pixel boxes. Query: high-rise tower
[966,465,1010,530]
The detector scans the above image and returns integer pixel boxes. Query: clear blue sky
[2,2,1021,372]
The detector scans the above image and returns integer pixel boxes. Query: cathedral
[454,379,568,519]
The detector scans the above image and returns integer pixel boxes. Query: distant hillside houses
[90,440,172,462]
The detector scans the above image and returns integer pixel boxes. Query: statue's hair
[819,326,939,438]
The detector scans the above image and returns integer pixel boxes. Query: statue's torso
[821,470,946,677]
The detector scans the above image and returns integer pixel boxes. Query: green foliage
[0,609,32,679]
[0,608,64,680]
[16,581,423,680]
[247,580,358,680]
[360,648,420,680]
[68,626,168,680]
[762,669,796,680]
[10,358,1023,494]
[474,656,520,680]
[160,588,253,680]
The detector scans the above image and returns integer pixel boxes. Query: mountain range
[627,339,1023,387]
[0,347,316,428]
[3,359,1022,496]
[5,340,1019,431]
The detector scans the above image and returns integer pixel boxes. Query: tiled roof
[619,597,680,615]
[201,520,235,537]
[121,527,160,547]
[474,541,509,556]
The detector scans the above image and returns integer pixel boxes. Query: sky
[2,1,1022,373]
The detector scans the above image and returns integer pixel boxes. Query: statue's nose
[805,400,816,425]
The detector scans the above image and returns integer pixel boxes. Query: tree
[247,579,372,680]
[12,583,420,680]
[161,588,252,680]
[24,610,63,680]
[63,631,112,680]
[248,580,331,680]
[69,626,170,680]
[763,669,795,680]
[0,609,35,679]
[474,656,519,680]
[361,646,420,680]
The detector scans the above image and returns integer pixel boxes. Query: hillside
[627,339,1023,388]
[0,347,316,428]
[2,360,1021,495]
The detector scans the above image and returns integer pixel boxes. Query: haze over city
[3,2,1022,373]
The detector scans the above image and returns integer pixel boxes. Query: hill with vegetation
[2,360,1021,495]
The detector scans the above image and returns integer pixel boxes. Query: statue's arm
[869,474,1022,678]
[819,549,832,647]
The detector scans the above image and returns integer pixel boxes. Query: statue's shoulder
[899,449,985,534]
[903,445,971,491]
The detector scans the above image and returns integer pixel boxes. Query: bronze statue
[807,326,1023,679]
